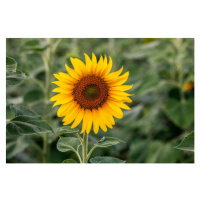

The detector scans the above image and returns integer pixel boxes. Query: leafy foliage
[175,131,194,152]
[6,105,54,136]
[90,156,125,163]
[95,137,124,147]
[56,126,79,135]
[6,57,17,72]
[6,69,26,86]
[164,98,194,129]
[57,136,81,153]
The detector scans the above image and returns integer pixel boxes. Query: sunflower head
[50,53,133,134]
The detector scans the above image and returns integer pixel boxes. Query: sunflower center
[83,84,100,100]
[73,75,108,109]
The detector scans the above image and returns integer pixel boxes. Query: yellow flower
[50,53,133,134]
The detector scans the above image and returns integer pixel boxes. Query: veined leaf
[95,137,124,148]
[6,105,53,136]
[175,131,194,152]
[164,98,194,129]
[6,57,17,72]
[90,156,125,163]
[57,137,81,153]
[6,136,30,159]
[6,69,26,86]
[56,126,79,135]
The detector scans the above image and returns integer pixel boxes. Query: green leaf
[24,90,44,103]
[23,39,50,52]
[6,69,26,86]
[62,159,77,163]
[90,156,125,163]
[6,57,17,72]
[6,136,30,159]
[24,39,40,47]
[95,137,124,148]
[175,132,194,152]
[57,137,81,153]
[146,141,180,163]
[56,126,79,135]
[6,105,54,136]
[164,98,194,129]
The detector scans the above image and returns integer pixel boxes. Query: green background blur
[6,38,194,163]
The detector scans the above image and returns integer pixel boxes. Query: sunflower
[50,53,133,134]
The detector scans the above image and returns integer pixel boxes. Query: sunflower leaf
[164,98,194,129]
[57,136,81,153]
[56,126,79,135]
[6,136,31,159]
[6,57,17,72]
[6,69,26,86]
[6,105,54,136]
[95,137,124,148]
[175,131,194,152]
[90,156,126,163]
[62,159,77,163]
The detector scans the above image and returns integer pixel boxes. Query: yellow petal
[71,58,87,75]
[81,109,89,133]
[109,85,133,92]
[103,55,107,66]
[86,109,93,134]
[98,107,113,128]
[53,74,75,84]
[57,102,73,117]
[109,71,129,86]
[63,109,79,125]
[52,87,73,94]
[52,95,74,107]
[52,81,74,87]
[58,101,77,117]
[95,55,104,76]
[70,57,82,75]
[96,109,107,132]
[62,104,80,124]
[59,72,78,83]
[92,109,99,134]
[101,104,115,125]
[98,55,108,76]
[91,53,97,74]
[102,56,112,76]
[65,64,80,80]
[104,101,123,119]
[50,93,70,101]
[84,53,92,74]
[108,90,132,97]
[104,66,123,81]
[108,101,131,110]
[71,108,84,129]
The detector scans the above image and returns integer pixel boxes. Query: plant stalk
[82,131,88,163]
[43,132,49,163]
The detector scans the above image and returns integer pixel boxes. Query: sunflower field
[6,38,194,163]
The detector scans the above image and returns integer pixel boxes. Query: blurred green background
[6,38,194,163]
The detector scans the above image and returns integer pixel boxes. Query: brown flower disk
[73,75,108,109]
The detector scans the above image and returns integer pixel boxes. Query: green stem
[86,145,97,161]
[76,151,83,163]
[42,53,51,100]
[82,131,88,163]
[75,133,84,146]
[43,132,49,163]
